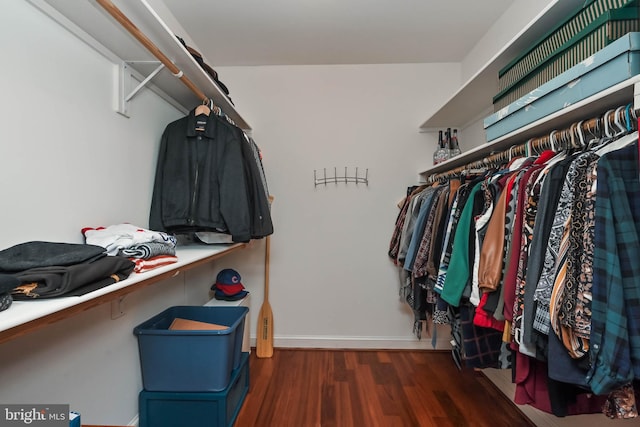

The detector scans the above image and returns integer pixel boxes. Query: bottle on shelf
[444,128,452,160]
[448,128,462,158]
[433,130,441,165]
[433,130,449,165]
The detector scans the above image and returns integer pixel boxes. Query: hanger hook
[575,120,586,148]
[566,124,576,149]
[526,139,534,157]
[614,106,626,135]
[624,104,633,131]
[603,109,615,138]
[549,130,558,152]
[533,139,542,155]
[586,118,600,142]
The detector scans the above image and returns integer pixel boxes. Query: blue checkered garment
[588,141,640,395]
[459,303,503,369]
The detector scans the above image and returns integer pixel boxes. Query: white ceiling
[162,0,516,66]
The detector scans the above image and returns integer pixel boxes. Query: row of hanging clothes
[149,99,273,244]
[389,104,640,419]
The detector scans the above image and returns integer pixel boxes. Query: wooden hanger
[195,98,211,116]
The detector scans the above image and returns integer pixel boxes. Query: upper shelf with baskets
[419,0,586,131]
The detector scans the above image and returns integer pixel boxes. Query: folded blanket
[12,255,134,299]
[0,241,105,272]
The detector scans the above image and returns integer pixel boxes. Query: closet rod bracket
[117,60,166,117]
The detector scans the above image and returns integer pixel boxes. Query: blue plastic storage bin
[69,412,81,427]
[133,305,248,392]
[139,352,250,427]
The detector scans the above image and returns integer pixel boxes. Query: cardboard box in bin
[169,317,229,331]
[134,306,248,392]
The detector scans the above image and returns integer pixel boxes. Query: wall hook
[314,167,369,187]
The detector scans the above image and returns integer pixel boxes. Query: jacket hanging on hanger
[149,107,273,242]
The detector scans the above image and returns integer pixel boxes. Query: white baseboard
[251,333,452,350]
[249,323,453,350]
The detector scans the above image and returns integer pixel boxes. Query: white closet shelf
[0,243,245,345]
[28,0,251,130]
[418,75,640,180]
[419,0,585,131]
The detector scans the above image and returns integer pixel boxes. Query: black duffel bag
[176,35,233,105]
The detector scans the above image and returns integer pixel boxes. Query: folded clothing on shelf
[0,241,106,272]
[11,255,135,299]
[82,223,177,256]
[131,255,178,274]
[0,240,135,300]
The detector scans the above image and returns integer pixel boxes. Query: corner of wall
[460,0,556,82]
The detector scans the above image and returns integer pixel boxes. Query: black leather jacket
[150,109,252,242]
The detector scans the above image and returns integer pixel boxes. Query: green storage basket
[494,0,639,110]
[498,0,637,90]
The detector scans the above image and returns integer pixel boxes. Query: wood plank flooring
[235,349,535,427]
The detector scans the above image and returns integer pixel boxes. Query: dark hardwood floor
[235,349,535,427]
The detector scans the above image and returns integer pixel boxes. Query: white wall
[0,3,462,425]
[0,2,614,426]
[0,4,179,247]
[0,2,225,425]
[216,63,461,348]
[0,2,606,427]
[461,0,555,82]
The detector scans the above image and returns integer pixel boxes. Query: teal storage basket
[495,6,640,109]
[496,0,639,105]
[484,32,640,142]
[139,352,250,427]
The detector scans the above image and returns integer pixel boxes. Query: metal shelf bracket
[117,60,165,117]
